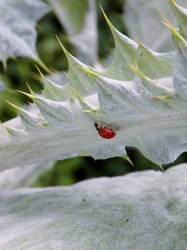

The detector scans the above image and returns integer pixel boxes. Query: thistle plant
[124,0,187,52]
[0,0,187,249]
[1,0,187,170]
[0,0,50,70]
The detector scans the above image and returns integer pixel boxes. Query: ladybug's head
[94,121,102,131]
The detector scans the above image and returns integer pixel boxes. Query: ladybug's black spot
[99,131,105,136]
[97,126,116,139]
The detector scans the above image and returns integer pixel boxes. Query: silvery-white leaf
[0,161,54,190]
[0,164,187,249]
[124,0,187,52]
[0,78,6,91]
[0,0,50,61]
[0,1,186,170]
[49,0,98,65]
[46,71,68,86]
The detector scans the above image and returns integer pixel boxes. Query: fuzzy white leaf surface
[124,0,187,52]
[0,0,187,170]
[0,0,50,61]
[0,78,6,91]
[0,161,54,190]
[0,164,187,249]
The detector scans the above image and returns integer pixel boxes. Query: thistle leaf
[169,0,187,38]
[0,1,187,170]
[0,0,50,62]
[0,164,187,249]
[0,161,54,189]
[0,78,6,91]
[172,29,187,98]
[124,0,187,52]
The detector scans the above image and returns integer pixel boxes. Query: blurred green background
[0,0,186,187]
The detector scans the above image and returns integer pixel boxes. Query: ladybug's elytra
[94,121,116,139]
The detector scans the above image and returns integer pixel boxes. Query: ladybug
[94,121,116,139]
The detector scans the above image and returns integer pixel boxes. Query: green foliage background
[0,0,186,187]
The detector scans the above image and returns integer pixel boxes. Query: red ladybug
[94,121,116,139]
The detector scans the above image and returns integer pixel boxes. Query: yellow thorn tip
[16,90,37,100]
[36,59,52,75]
[99,4,113,29]
[2,61,7,71]
[159,165,164,171]
[6,101,20,110]
[56,35,68,55]
[153,95,171,100]
[124,156,135,167]
[26,82,34,94]
[78,65,97,76]
[161,15,185,43]
[35,65,44,78]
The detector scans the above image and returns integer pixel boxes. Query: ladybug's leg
[114,126,119,131]
[105,123,119,130]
